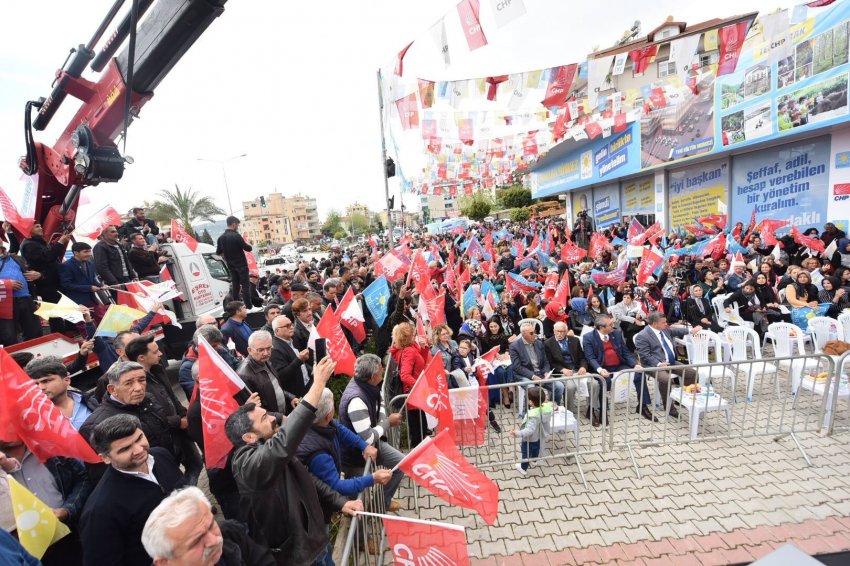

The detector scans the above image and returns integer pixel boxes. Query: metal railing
[338,459,388,565]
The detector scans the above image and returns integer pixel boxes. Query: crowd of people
[1,206,848,564]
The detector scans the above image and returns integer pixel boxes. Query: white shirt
[115,453,159,486]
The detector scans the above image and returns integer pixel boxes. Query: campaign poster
[593,183,621,229]
[829,128,850,233]
[730,136,830,232]
[668,159,729,229]
[571,189,592,218]
[622,176,654,215]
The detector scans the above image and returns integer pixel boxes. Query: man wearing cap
[281,281,310,321]
[216,216,253,306]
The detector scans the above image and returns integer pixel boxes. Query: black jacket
[145,365,187,430]
[237,357,293,414]
[219,519,276,566]
[270,336,312,398]
[216,229,252,267]
[685,297,715,328]
[543,335,587,373]
[127,246,161,277]
[230,401,348,565]
[80,396,175,458]
[19,236,66,290]
[93,240,136,285]
[79,447,183,566]
[44,456,93,527]
[120,217,159,239]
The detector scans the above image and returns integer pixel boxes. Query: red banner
[407,355,453,432]
[629,45,658,75]
[636,248,664,286]
[198,337,247,468]
[77,206,122,239]
[397,429,499,524]
[560,239,586,264]
[0,348,99,463]
[383,516,469,566]
[542,272,559,300]
[171,219,198,252]
[456,0,488,51]
[542,64,577,108]
[317,306,357,376]
[0,187,34,237]
[0,280,13,320]
[718,21,750,77]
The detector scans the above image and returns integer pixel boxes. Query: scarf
[544,301,567,322]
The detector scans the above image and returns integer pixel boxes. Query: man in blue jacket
[59,242,101,308]
[582,314,654,423]
[295,388,392,499]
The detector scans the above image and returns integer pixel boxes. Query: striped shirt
[346,394,389,446]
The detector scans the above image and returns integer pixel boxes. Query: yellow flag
[704,29,718,51]
[8,477,70,559]
[94,304,147,337]
[34,294,83,323]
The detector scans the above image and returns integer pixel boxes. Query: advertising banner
[532,124,640,198]
[622,176,654,215]
[571,189,593,219]
[730,136,830,232]
[828,129,850,232]
[593,183,621,228]
[668,159,729,229]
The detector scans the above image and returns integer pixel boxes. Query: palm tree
[145,185,225,237]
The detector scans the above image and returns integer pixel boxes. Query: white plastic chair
[519,318,543,335]
[838,312,850,342]
[686,329,734,388]
[712,294,730,329]
[722,326,777,401]
[767,322,819,394]
[807,316,840,354]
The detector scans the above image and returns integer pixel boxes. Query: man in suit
[543,321,588,421]
[238,330,294,414]
[59,242,101,309]
[582,314,654,422]
[509,322,562,417]
[270,315,313,400]
[634,312,700,419]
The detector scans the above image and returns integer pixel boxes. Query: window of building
[657,60,676,78]
[699,51,719,68]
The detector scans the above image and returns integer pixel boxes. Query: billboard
[593,183,621,228]
[668,159,729,229]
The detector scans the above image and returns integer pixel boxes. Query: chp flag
[407,355,454,433]
[197,335,249,468]
[397,428,499,525]
[171,219,198,252]
[380,514,470,566]
[337,287,367,344]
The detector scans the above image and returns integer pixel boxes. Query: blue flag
[611,236,628,248]
[363,275,391,327]
[481,280,499,304]
[461,285,479,317]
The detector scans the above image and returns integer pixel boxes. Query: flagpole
[354,510,465,531]
[377,69,395,247]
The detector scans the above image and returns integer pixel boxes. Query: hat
[291,282,309,292]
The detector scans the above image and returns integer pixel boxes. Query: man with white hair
[141,487,274,566]
[238,330,294,414]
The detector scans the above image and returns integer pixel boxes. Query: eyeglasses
[278,323,293,329]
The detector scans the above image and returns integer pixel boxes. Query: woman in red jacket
[389,322,431,447]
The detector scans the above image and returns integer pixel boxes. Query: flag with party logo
[34,293,84,323]
[8,477,71,558]
[94,304,147,337]
[171,219,198,252]
[363,275,391,327]
[383,515,470,566]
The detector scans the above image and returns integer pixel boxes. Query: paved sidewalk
[395,429,850,565]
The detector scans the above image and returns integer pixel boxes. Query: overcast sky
[0,0,796,225]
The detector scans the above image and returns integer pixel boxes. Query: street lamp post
[197,153,248,215]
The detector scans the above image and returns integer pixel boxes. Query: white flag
[587,55,614,108]
[507,73,528,111]
[430,18,451,67]
[612,52,629,76]
[669,33,701,84]
[489,0,526,27]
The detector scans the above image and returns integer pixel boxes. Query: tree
[199,229,214,244]
[510,208,531,222]
[145,185,225,237]
[322,210,342,237]
[348,212,370,236]
[371,213,383,233]
[333,229,347,240]
[459,193,492,221]
[498,186,532,209]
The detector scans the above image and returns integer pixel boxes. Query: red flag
[542,272,559,300]
[554,270,571,305]
[0,348,99,463]
[422,289,446,326]
[542,64,577,108]
[637,248,663,286]
[649,87,667,108]
[807,0,837,5]
[317,306,357,376]
[792,226,826,253]
[474,346,500,385]
[397,429,499,524]
[197,336,248,468]
[553,111,570,141]
[629,45,658,74]
[171,220,198,252]
[118,282,173,330]
[584,121,603,140]
[407,355,453,432]
[0,280,13,320]
[395,92,420,131]
[485,75,509,101]
[718,21,750,77]
[627,217,646,245]
[408,251,431,295]
[337,287,367,344]
[748,208,757,235]
[0,187,34,237]
[591,260,630,286]
[76,205,122,239]
[458,119,474,146]
[158,265,185,302]
[560,239,586,264]
[588,233,610,259]
[614,112,627,133]
[642,222,665,246]
[415,312,429,343]
[457,0,488,51]
[383,516,470,566]
[444,260,457,295]
[375,250,409,283]
[395,41,414,76]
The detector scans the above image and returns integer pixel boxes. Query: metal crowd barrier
[338,459,388,565]
[826,351,850,437]
[607,353,835,477]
